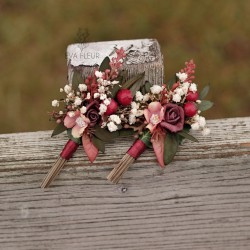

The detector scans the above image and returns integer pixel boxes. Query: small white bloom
[64,84,72,94]
[99,103,107,114]
[60,88,64,92]
[189,83,197,92]
[176,72,188,82]
[80,106,86,114]
[202,127,211,136]
[100,93,107,100]
[103,98,111,106]
[198,110,201,114]
[131,108,138,115]
[129,114,136,125]
[59,111,63,115]
[120,114,124,119]
[198,116,206,128]
[68,111,75,118]
[175,87,185,96]
[196,100,201,104]
[86,93,91,99]
[102,80,110,86]
[74,97,82,106]
[95,71,103,78]
[78,84,87,92]
[150,85,163,94]
[98,86,105,93]
[181,82,190,94]
[136,110,144,117]
[67,92,74,98]
[111,80,119,85]
[109,115,121,124]
[97,78,103,84]
[94,93,100,99]
[143,93,150,102]
[172,93,181,102]
[107,121,118,132]
[135,91,144,101]
[191,122,200,130]
[52,100,59,107]
[131,101,139,109]
[193,114,200,122]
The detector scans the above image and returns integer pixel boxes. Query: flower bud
[117,89,133,106]
[105,99,118,116]
[186,91,199,101]
[184,102,197,117]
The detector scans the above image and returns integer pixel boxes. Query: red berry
[105,99,118,115]
[116,89,133,106]
[184,102,197,117]
[186,91,198,102]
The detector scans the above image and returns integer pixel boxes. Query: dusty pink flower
[64,110,90,138]
[144,102,164,132]
[160,103,184,132]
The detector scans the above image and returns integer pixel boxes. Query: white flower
[135,91,144,101]
[80,106,86,114]
[109,115,121,124]
[202,127,211,136]
[60,88,64,92]
[100,93,107,100]
[189,83,197,92]
[99,103,107,114]
[94,93,100,99]
[143,93,150,102]
[111,80,119,85]
[198,116,206,128]
[102,80,110,86]
[98,86,105,93]
[68,111,75,117]
[129,114,136,125]
[175,87,185,96]
[52,100,59,107]
[86,93,91,99]
[74,97,82,106]
[191,122,200,130]
[64,85,72,94]
[103,98,111,106]
[131,101,139,109]
[136,110,144,117]
[150,85,162,94]
[176,72,188,82]
[172,93,181,102]
[59,111,63,115]
[131,108,138,115]
[181,82,190,94]
[107,121,118,132]
[97,78,103,84]
[78,84,87,92]
[95,71,103,78]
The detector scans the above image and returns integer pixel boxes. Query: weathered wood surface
[0,117,250,250]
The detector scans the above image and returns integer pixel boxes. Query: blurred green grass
[0,0,249,133]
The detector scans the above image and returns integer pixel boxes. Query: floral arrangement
[41,48,213,188]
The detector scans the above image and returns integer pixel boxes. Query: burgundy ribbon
[127,139,147,159]
[60,140,79,160]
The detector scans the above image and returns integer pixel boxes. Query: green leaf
[140,130,152,148]
[197,100,214,111]
[92,136,105,153]
[167,77,177,89]
[51,123,67,137]
[122,72,145,89]
[94,125,114,142]
[129,77,145,97]
[72,70,83,91]
[118,129,135,137]
[67,129,82,144]
[199,85,210,100]
[99,57,111,72]
[178,131,198,142]
[144,81,152,93]
[164,133,179,165]
[109,84,121,98]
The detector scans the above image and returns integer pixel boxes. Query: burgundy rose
[160,103,184,133]
[86,101,100,127]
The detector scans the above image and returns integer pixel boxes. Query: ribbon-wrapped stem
[41,140,79,188]
[107,130,151,184]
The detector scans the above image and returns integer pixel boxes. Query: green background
[0,0,249,134]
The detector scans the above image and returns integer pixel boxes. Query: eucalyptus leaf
[51,123,67,137]
[130,77,145,97]
[178,131,198,142]
[92,136,105,153]
[167,77,177,89]
[67,129,82,144]
[99,57,111,72]
[109,84,121,98]
[122,72,145,89]
[164,133,179,165]
[197,100,214,111]
[199,85,210,100]
[94,125,114,142]
[72,70,83,91]
[144,81,152,93]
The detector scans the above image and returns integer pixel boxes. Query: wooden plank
[0,117,250,250]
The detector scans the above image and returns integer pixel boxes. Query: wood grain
[0,117,250,250]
